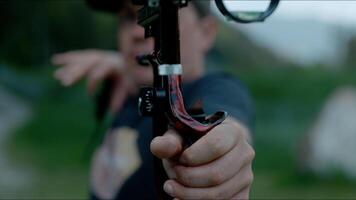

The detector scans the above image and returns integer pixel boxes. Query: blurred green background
[1,0,356,199]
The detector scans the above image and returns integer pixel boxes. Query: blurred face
[117,4,217,84]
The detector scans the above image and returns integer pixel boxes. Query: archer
[53,1,256,199]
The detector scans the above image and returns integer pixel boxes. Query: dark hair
[86,0,212,18]
[86,0,124,13]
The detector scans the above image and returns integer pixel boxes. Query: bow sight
[133,0,279,199]
[134,0,279,26]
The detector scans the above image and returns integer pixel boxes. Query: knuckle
[247,145,255,161]
[173,185,188,200]
[230,120,241,131]
[216,188,227,199]
[167,134,180,148]
[174,167,191,184]
[236,128,243,141]
[234,191,249,200]
[209,167,223,185]
[206,189,218,199]
[245,170,254,186]
[249,146,256,160]
[181,151,193,164]
[208,135,225,156]
[230,121,250,142]
[228,120,241,134]
[249,172,254,184]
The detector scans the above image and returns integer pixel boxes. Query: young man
[53,1,255,199]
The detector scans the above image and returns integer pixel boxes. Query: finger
[54,66,78,86]
[179,119,241,166]
[54,67,66,82]
[150,129,183,159]
[69,60,98,84]
[58,60,97,86]
[87,65,116,95]
[55,65,82,86]
[174,140,255,187]
[51,53,69,65]
[162,159,178,179]
[231,186,250,200]
[164,164,253,199]
[51,51,82,66]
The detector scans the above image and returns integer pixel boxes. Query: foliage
[0,0,117,68]
[6,66,356,198]
[2,0,356,198]
[5,67,94,198]
[345,36,356,68]
[237,67,356,198]
[213,24,292,70]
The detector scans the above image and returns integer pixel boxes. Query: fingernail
[163,182,173,196]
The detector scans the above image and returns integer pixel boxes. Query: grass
[6,67,356,199]
[237,67,356,198]
[5,68,95,198]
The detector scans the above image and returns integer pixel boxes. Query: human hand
[150,118,255,200]
[52,49,124,94]
[52,49,132,113]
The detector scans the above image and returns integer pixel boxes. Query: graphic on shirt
[90,127,141,199]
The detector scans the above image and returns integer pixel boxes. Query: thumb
[150,129,183,159]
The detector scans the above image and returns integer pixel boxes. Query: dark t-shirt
[91,73,254,200]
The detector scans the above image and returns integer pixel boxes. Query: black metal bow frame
[133,0,279,199]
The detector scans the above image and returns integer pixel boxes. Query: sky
[275,1,356,27]
[213,1,356,66]
[220,0,356,27]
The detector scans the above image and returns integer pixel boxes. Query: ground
[3,67,356,199]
